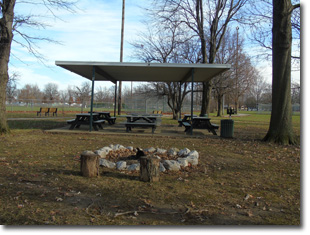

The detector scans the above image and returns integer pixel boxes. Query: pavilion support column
[114,82,118,117]
[179,82,182,120]
[90,66,96,132]
[190,68,195,135]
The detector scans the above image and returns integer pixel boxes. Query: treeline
[6,73,300,115]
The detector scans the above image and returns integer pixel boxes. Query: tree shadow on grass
[8,120,67,130]
[101,170,139,181]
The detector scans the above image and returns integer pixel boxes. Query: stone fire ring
[82,144,199,172]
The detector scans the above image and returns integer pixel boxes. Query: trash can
[220,119,234,138]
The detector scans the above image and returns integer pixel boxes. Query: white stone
[177,158,189,167]
[94,150,107,158]
[178,148,191,157]
[168,148,179,156]
[117,145,126,150]
[186,155,199,166]
[163,160,181,171]
[110,144,125,150]
[116,161,127,170]
[144,147,156,153]
[187,150,199,158]
[159,162,166,172]
[127,163,140,171]
[99,146,112,154]
[126,146,134,151]
[99,159,116,169]
[156,148,167,154]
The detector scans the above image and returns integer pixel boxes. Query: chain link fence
[6,97,201,114]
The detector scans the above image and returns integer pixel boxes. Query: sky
[8,0,301,92]
[10,0,147,91]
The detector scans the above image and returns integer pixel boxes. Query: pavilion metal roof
[55,61,231,84]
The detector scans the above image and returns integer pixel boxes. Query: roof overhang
[55,61,231,84]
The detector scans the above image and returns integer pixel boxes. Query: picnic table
[67,113,105,131]
[178,114,197,127]
[90,111,116,125]
[182,117,219,135]
[120,114,161,133]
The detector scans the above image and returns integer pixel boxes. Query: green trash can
[220,119,234,138]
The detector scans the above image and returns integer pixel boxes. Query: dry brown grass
[0,113,300,225]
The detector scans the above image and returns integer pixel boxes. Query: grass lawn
[0,112,300,225]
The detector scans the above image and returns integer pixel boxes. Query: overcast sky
[9,0,301,92]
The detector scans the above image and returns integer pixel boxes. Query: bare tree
[74,82,91,112]
[43,83,59,101]
[263,0,300,145]
[212,28,235,116]
[17,83,42,103]
[0,0,77,133]
[149,0,247,116]
[247,74,269,110]
[291,82,300,105]
[6,72,19,103]
[242,0,300,63]
[66,85,75,106]
[131,18,193,119]
[59,89,69,104]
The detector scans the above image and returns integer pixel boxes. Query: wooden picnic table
[178,114,198,127]
[67,113,105,131]
[182,117,219,135]
[91,111,116,125]
[120,115,161,133]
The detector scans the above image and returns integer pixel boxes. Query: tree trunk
[80,152,100,177]
[200,81,212,116]
[263,0,297,145]
[139,155,160,182]
[0,0,16,134]
[217,93,223,117]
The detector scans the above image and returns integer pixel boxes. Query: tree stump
[139,155,160,182]
[80,151,100,177]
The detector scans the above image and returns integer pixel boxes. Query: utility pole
[118,0,125,115]
[235,26,239,114]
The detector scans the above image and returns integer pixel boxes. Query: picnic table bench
[120,115,161,134]
[96,112,116,124]
[124,122,157,134]
[182,117,219,135]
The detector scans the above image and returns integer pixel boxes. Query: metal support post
[179,82,182,120]
[90,66,96,132]
[114,82,117,117]
[190,68,194,135]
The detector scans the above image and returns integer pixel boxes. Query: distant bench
[153,110,162,115]
[37,107,58,117]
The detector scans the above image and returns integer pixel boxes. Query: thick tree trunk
[0,0,16,134]
[263,0,297,145]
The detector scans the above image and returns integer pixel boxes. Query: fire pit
[89,144,200,172]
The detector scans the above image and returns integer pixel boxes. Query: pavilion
[55,61,231,133]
